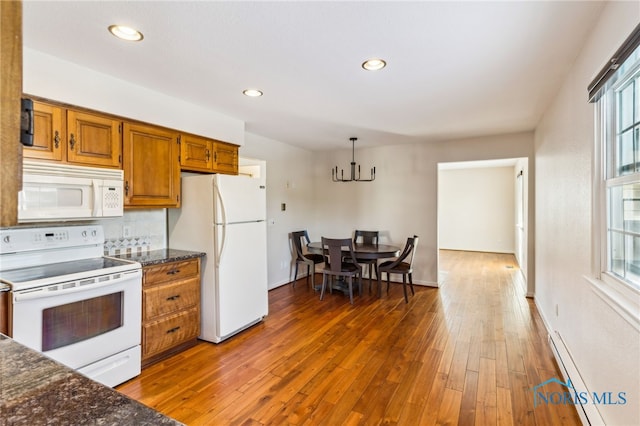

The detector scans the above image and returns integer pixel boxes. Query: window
[596,43,640,291]
[590,24,640,329]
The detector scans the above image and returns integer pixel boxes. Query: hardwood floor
[117,250,581,425]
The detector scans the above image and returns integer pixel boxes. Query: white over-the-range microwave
[18,159,124,222]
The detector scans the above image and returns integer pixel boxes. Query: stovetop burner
[0,257,139,289]
[0,225,141,291]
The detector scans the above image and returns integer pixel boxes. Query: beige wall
[311,132,534,287]
[534,1,639,424]
[439,166,516,253]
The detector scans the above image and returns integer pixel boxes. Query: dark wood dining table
[306,241,401,259]
[306,241,401,294]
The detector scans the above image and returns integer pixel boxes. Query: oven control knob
[92,230,97,237]
[2,235,9,244]
[82,231,87,238]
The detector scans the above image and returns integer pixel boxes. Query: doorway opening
[437,158,530,295]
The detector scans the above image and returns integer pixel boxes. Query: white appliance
[0,225,142,387]
[168,164,268,343]
[19,159,124,223]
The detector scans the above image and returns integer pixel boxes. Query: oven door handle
[12,270,142,302]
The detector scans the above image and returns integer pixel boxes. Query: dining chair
[352,230,379,291]
[290,230,324,289]
[320,237,363,304]
[377,235,419,303]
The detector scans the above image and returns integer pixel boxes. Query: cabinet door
[67,110,121,168]
[24,101,65,162]
[180,134,213,172]
[0,291,8,335]
[123,122,180,208]
[212,141,238,175]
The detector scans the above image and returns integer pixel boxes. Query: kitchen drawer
[142,307,199,358]
[143,278,199,320]
[143,259,199,286]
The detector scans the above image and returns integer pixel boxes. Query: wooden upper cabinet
[66,110,121,168]
[25,100,122,168]
[179,133,238,175]
[123,122,180,208]
[180,134,213,172]
[212,140,238,175]
[28,101,64,161]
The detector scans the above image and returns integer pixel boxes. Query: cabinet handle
[166,326,181,334]
[124,181,129,196]
[214,152,217,163]
[69,133,76,150]
[166,269,180,275]
[54,131,60,148]
[205,149,211,162]
[166,294,181,301]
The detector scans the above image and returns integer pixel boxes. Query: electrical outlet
[122,226,131,238]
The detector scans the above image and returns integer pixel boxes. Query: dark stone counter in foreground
[0,334,182,426]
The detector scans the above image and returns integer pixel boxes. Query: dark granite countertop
[0,334,182,426]
[111,248,205,267]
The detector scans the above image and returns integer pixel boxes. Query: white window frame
[590,56,640,332]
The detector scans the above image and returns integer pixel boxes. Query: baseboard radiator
[548,331,605,425]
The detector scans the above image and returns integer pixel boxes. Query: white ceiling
[22,1,604,151]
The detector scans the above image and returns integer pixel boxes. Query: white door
[216,220,268,339]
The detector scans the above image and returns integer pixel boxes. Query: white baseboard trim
[535,299,604,426]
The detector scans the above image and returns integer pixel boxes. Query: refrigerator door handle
[214,180,227,266]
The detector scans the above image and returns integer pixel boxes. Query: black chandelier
[331,137,376,182]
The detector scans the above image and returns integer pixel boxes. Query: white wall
[23,48,245,145]
[312,132,534,287]
[534,1,639,424]
[438,166,515,253]
[239,132,315,289]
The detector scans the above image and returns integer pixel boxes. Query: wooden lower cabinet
[0,290,8,335]
[141,258,201,367]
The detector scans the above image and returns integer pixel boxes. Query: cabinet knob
[69,133,76,150]
[54,131,60,148]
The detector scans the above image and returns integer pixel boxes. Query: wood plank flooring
[116,250,581,425]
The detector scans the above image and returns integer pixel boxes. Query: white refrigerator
[168,167,268,343]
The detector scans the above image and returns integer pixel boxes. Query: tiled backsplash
[95,210,166,255]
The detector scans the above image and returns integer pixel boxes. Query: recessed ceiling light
[362,58,387,71]
[243,89,263,97]
[108,25,144,42]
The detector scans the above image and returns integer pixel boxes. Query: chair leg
[306,264,311,287]
[320,273,327,300]
[347,276,354,305]
[402,274,408,303]
[409,273,415,295]
[293,262,299,287]
[368,264,373,291]
[377,273,382,298]
[386,273,391,294]
[310,264,316,289]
